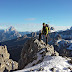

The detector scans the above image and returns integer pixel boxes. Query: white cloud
[24,18,36,21]
[0,26,7,30]
[53,26,71,31]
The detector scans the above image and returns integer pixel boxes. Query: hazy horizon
[0,25,71,32]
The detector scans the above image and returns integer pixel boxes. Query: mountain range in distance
[0,26,72,42]
[0,26,31,42]
[0,26,72,72]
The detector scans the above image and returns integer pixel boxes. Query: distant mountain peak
[5,26,16,32]
[9,26,15,29]
[70,26,72,30]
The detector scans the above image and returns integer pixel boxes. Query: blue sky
[0,0,72,31]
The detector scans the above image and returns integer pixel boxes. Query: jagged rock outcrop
[70,26,72,30]
[31,32,37,37]
[0,45,18,72]
[54,40,72,57]
[50,27,55,30]
[18,38,59,70]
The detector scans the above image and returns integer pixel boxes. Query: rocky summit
[14,38,72,72]
[18,38,59,70]
[0,45,18,72]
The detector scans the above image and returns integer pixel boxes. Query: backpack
[46,24,50,32]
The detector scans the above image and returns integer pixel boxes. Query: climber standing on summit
[39,23,50,45]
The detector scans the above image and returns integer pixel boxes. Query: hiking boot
[38,39,41,41]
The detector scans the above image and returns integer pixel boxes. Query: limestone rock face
[31,32,37,37]
[0,45,18,72]
[0,46,10,60]
[18,38,59,70]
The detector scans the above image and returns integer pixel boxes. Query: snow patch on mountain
[68,40,72,43]
[53,26,71,31]
[24,50,43,69]
[70,26,72,30]
[57,39,62,43]
[15,56,72,72]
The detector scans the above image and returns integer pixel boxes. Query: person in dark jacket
[39,23,50,45]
